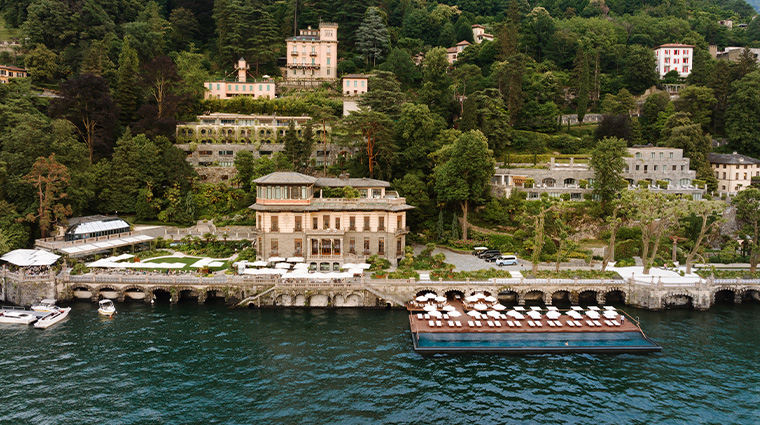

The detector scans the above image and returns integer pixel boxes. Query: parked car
[480,250,501,261]
[495,255,519,266]
[472,247,488,256]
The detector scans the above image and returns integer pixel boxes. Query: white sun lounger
[535,321,543,327]
[455,321,462,327]
[593,320,602,326]
[612,320,621,326]
[448,320,455,327]
[507,321,514,327]
[428,320,435,327]
[586,320,595,326]
[436,320,442,327]
[548,321,555,327]
[424,314,430,319]
[528,321,535,327]
[573,321,582,327]
[494,321,501,327]
[514,321,523,327]
[554,320,563,327]
[443,314,449,320]
[567,321,575,327]
[417,313,423,319]
[475,321,482,327]
[487,321,494,327]
[468,321,475,327]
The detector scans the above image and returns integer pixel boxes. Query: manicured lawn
[130,256,230,272]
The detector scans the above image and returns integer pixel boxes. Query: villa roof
[0,64,26,71]
[707,152,760,165]
[456,40,472,46]
[253,172,318,185]
[317,177,390,188]
[342,74,370,79]
[471,24,485,29]
[656,43,694,48]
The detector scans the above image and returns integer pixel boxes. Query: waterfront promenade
[3,268,760,310]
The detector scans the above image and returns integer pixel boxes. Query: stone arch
[95,285,121,300]
[577,289,600,305]
[415,289,438,298]
[712,288,738,304]
[72,285,94,299]
[276,294,293,306]
[742,289,760,303]
[663,291,694,309]
[310,293,330,307]
[551,290,571,305]
[179,288,200,302]
[333,294,345,307]
[498,288,518,304]
[294,294,307,307]
[204,287,226,303]
[345,293,362,307]
[151,287,172,303]
[522,290,546,306]
[123,286,147,301]
[444,290,465,301]
[604,288,627,304]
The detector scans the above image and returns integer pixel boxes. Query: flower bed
[531,270,621,279]
[430,269,512,280]
[696,269,760,279]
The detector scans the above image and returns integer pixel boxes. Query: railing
[35,230,149,249]
[1,269,56,282]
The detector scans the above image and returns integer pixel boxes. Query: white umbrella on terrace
[571,306,584,311]
[425,293,437,299]
[415,296,427,302]
[442,305,456,312]
[267,257,285,263]
[507,311,525,320]
[492,304,506,311]
[484,296,498,303]
[465,296,479,303]
[467,310,482,317]
[429,310,443,318]
[603,311,619,318]
[587,306,601,311]
[275,262,291,269]
[448,310,462,317]
[423,305,438,312]
[527,311,543,320]
[546,311,562,319]
[547,306,559,311]
[356,263,371,270]
[604,306,617,310]
[475,293,486,299]
[586,311,601,319]
[473,303,488,311]
[567,311,583,319]
[434,296,446,303]
[286,257,305,263]
[487,310,501,318]
[251,260,268,267]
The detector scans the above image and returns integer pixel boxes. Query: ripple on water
[2,304,760,424]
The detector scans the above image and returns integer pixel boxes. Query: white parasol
[425,293,437,299]
[423,305,438,312]
[434,296,447,303]
[448,310,462,317]
[492,304,506,311]
[546,311,562,319]
[415,296,427,302]
[428,310,443,318]
[484,296,498,303]
[473,303,488,311]
[507,311,525,320]
[442,305,456,312]
[527,311,543,320]
[586,310,601,319]
[467,310,482,317]
[567,311,583,319]
[487,310,501,318]
[513,306,526,311]
[587,306,601,311]
[465,296,479,303]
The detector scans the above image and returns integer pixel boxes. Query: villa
[492,146,704,200]
[654,44,693,78]
[204,58,275,100]
[708,152,760,194]
[250,172,412,270]
[284,23,338,81]
[0,64,28,83]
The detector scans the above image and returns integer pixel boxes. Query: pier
[3,269,760,310]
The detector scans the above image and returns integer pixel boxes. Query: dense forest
[1,0,760,255]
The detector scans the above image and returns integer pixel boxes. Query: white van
[495,255,518,266]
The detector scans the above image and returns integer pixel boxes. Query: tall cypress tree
[575,46,590,123]
[356,7,390,66]
[116,35,140,125]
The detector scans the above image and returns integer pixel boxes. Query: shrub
[637,180,650,188]
[524,178,534,188]
[656,179,669,189]
[693,179,706,189]
[615,257,636,267]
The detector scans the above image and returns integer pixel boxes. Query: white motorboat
[98,299,116,317]
[32,299,60,313]
[34,307,71,329]
[0,307,38,325]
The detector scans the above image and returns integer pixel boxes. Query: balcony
[395,226,410,234]
[287,63,321,69]
[291,51,298,56]
[309,51,317,57]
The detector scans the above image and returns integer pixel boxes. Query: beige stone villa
[708,152,760,194]
[250,172,412,270]
[284,22,338,80]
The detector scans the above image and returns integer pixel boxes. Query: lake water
[1,302,759,424]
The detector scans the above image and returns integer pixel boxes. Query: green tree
[169,7,200,51]
[674,85,717,132]
[340,109,395,179]
[234,150,254,192]
[21,0,77,51]
[245,7,280,75]
[23,154,72,238]
[434,130,496,240]
[394,103,444,174]
[574,46,590,122]
[735,47,758,80]
[683,200,725,274]
[377,48,420,86]
[626,190,685,275]
[734,187,760,272]
[419,47,456,120]
[726,71,760,156]
[590,137,627,209]
[640,92,671,142]
[359,70,407,117]
[661,112,717,191]
[116,36,141,124]
[623,45,658,95]
[356,7,389,66]
[24,44,59,83]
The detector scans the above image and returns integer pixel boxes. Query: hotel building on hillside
[284,23,338,80]
[654,44,693,78]
[342,74,369,96]
[491,146,704,200]
[0,64,28,83]
[204,58,276,100]
[250,172,412,270]
[471,25,494,43]
[708,152,760,194]
[175,113,337,182]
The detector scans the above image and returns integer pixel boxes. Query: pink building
[654,44,694,78]
[285,23,339,80]
[204,58,275,100]
[447,41,471,64]
[342,74,369,96]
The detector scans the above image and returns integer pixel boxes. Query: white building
[204,58,276,100]
[654,44,694,78]
[471,25,494,43]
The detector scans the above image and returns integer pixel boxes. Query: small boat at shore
[34,307,71,329]
[98,299,116,317]
[32,299,61,313]
[0,307,38,325]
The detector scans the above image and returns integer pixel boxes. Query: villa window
[270,239,278,256]
[335,217,341,230]
[363,238,370,256]
[313,217,318,230]
[364,217,371,231]
[349,217,356,231]
[311,239,318,255]
[397,239,402,254]
[295,217,302,231]
[324,215,330,229]
[379,217,385,231]
[295,239,302,255]
[333,239,341,255]
[397,216,402,230]
[270,216,279,232]
[349,238,356,254]
[378,238,385,255]
[321,239,331,255]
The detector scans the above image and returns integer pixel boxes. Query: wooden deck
[407,301,643,335]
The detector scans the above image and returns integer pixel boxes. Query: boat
[32,299,61,313]
[98,299,116,317]
[34,307,71,329]
[0,307,38,325]
[407,298,662,355]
